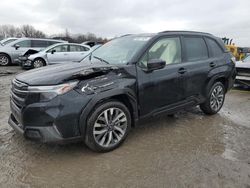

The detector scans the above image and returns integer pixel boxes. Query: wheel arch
[205,74,229,98]
[79,89,138,139]
[33,57,47,66]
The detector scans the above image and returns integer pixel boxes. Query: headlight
[28,81,79,101]
[24,60,32,66]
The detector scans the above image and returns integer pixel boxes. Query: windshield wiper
[93,56,110,64]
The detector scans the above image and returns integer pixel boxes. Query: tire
[32,58,45,68]
[85,100,131,152]
[200,82,225,115]
[0,53,11,66]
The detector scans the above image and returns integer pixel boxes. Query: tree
[0,24,107,43]
[0,25,21,38]
[20,25,46,38]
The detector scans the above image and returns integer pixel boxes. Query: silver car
[0,38,65,66]
[22,43,91,68]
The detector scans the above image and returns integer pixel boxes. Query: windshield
[91,35,152,64]
[2,38,17,46]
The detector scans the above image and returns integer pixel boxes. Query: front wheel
[0,54,11,66]
[32,58,45,68]
[200,82,225,115]
[85,101,131,152]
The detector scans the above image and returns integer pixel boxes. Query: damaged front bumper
[8,89,89,143]
[8,113,77,143]
[18,56,33,68]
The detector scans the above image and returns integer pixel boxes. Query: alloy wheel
[33,60,44,68]
[210,85,224,111]
[93,107,128,148]
[0,55,9,65]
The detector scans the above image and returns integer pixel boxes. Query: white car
[21,43,91,69]
[235,55,250,86]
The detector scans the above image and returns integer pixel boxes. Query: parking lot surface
[0,66,250,188]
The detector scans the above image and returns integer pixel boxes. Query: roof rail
[119,34,132,37]
[159,30,212,35]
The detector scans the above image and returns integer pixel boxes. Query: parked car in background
[0,38,65,66]
[20,43,91,69]
[9,31,236,152]
[0,37,18,46]
[235,55,250,86]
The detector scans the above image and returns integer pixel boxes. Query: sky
[1,0,250,46]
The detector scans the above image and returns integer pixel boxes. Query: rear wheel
[32,58,45,68]
[85,101,131,152]
[0,54,11,66]
[200,82,225,115]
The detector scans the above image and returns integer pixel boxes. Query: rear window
[206,38,224,57]
[31,40,48,48]
[48,41,61,46]
[183,37,208,61]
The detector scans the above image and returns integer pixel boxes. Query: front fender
[78,86,137,138]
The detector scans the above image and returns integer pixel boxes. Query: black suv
[9,31,236,152]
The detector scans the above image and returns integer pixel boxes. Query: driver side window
[15,40,31,48]
[48,45,68,53]
[139,37,181,68]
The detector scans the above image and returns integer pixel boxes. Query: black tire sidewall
[85,101,131,152]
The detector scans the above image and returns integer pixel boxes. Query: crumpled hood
[15,61,117,86]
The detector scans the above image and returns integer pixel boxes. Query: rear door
[68,45,91,62]
[46,44,69,64]
[137,36,187,117]
[180,36,211,99]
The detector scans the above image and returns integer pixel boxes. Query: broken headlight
[28,81,79,101]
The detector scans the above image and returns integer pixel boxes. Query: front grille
[236,67,250,77]
[10,79,28,110]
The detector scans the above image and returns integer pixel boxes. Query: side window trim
[203,36,211,58]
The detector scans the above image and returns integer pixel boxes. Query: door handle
[210,62,216,67]
[178,68,187,74]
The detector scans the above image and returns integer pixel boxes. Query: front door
[47,44,69,64]
[136,36,187,117]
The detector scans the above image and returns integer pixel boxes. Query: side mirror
[14,44,20,50]
[51,49,56,54]
[147,59,166,71]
